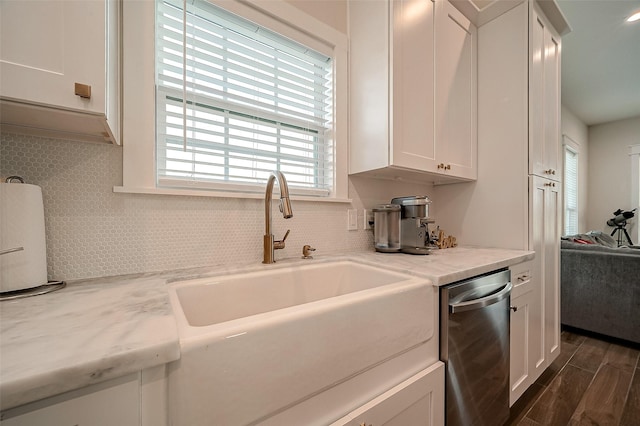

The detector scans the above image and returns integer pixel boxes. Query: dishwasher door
[440,269,511,426]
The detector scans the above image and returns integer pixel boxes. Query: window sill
[113,186,353,203]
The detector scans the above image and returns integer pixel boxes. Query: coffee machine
[391,196,434,254]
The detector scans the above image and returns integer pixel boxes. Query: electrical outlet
[363,209,373,230]
[347,209,358,231]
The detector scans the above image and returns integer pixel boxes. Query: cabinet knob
[510,306,518,312]
[75,82,92,99]
[445,164,451,170]
[437,163,444,169]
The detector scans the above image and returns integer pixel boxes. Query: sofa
[561,235,640,344]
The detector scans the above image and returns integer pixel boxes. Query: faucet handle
[302,245,316,259]
[274,229,290,250]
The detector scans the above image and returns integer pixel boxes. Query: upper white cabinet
[529,4,561,181]
[435,1,477,180]
[349,0,477,184]
[0,0,120,144]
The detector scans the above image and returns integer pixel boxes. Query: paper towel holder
[0,281,66,301]
[1,176,67,300]
[5,175,25,183]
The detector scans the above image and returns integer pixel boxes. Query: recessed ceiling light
[627,11,640,22]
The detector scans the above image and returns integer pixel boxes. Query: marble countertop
[0,246,533,411]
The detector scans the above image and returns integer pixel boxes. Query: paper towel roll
[0,182,48,292]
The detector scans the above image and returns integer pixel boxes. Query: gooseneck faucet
[263,171,293,264]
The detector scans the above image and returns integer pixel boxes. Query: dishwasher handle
[449,282,512,313]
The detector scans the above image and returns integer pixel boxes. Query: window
[156,0,333,196]
[630,144,640,243]
[119,0,348,201]
[563,139,579,235]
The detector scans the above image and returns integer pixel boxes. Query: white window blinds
[564,147,578,235]
[156,0,334,196]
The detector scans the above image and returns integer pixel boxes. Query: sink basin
[168,260,435,425]
[174,260,421,327]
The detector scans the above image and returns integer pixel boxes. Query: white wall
[587,116,640,241]
[284,0,347,33]
[561,105,589,233]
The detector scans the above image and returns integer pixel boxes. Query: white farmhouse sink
[175,260,421,327]
[168,260,435,425]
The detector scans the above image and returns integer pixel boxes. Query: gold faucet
[263,171,293,264]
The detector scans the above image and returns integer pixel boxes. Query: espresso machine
[391,195,434,254]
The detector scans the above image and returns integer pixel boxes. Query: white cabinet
[0,366,168,426]
[509,261,544,406]
[435,0,477,180]
[331,362,445,426]
[0,0,120,144]
[529,3,561,181]
[531,175,561,365]
[0,375,139,426]
[349,0,477,184]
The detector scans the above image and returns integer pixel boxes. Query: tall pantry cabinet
[433,0,569,406]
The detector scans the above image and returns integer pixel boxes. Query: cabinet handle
[437,163,444,169]
[445,164,451,170]
[75,82,92,99]
[510,306,518,312]
[517,275,529,282]
[544,182,556,187]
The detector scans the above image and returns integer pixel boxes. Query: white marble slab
[0,276,180,411]
[0,246,532,411]
[346,247,535,286]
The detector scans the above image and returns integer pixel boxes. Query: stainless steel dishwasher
[440,269,512,426]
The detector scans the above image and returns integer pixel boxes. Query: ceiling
[557,0,640,126]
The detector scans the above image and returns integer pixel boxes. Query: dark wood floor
[507,328,640,426]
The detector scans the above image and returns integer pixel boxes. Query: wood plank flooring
[507,328,640,426]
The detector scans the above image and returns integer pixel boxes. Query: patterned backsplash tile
[1,133,374,281]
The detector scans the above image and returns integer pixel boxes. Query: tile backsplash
[2,133,434,282]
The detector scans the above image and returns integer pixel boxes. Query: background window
[156,0,334,196]
[564,144,579,235]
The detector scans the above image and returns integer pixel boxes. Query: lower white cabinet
[509,262,539,406]
[330,362,445,426]
[0,375,139,426]
[0,366,168,426]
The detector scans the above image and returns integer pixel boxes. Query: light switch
[347,209,358,231]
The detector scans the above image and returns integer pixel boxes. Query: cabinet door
[0,0,107,114]
[529,5,561,181]
[509,263,534,406]
[543,177,561,364]
[391,0,437,172]
[530,176,561,373]
[435,0,477,180]
[0,374,140,426]
[331,362,444,426]
[530,177,548,379]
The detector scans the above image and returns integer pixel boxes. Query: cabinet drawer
[0,374,140,426]
[330,362,444,426]
[510,261,533,299]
